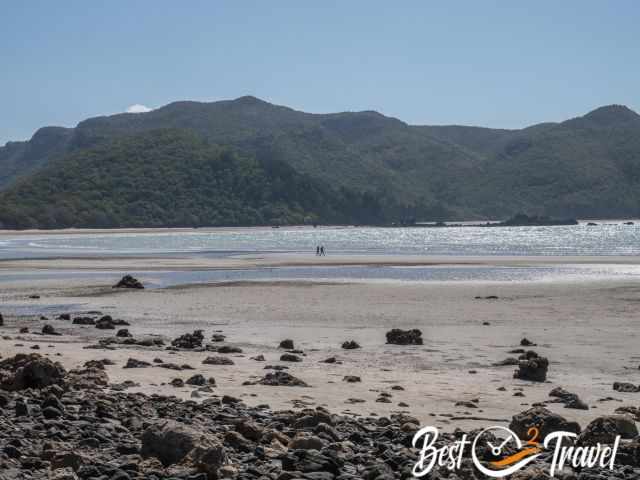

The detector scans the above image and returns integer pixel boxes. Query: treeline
[0,129,434,229]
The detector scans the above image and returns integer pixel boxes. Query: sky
[2,1,639,145]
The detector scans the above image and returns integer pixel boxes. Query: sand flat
[1,273,639,431]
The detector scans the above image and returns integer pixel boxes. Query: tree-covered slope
[2,98,640,222]
[0,129,400,229]
[460,105,640,218]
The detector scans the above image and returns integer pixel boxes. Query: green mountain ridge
[0,129,406,229]
[1,97,640,227]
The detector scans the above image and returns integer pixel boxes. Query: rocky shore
[1,351,640,480]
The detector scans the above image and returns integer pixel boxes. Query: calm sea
[1,223,640,286]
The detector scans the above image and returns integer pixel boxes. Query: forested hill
[0,130,406,229]
[1,97,640,225]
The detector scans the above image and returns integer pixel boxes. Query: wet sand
[1,261,640,432]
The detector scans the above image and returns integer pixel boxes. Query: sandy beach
[2,253,640,434]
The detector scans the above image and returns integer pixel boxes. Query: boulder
[124,358,151,369]
[170,378,184,388]
[288,432,325,451]
[510,407,580,441]
[385,328,423,345]
[186,374,206,386]
[116,328,131,337]
[95,316,115,330]
[236,420,263,442]
[42,324,60,336]
[0,313,3,326]
[280,353,302,362]
[113,275,144,289]
[0,353,66,390]
[279,339,294,349]
[513,351,549,382]
[141,420,201,466]
[183,441,228,479]
[172,330,204,349]
[341,340,361,350]
[579,415,638,446]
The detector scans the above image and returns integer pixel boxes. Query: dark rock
[0,353,66,390]
[520,338,536,346]
[236,420,263,442]
[341,340,360,350]
[216,345,242,354]
[96,316,116,330]
[116,328,131,337]
[202,356,234,366]
[250,354,265,361]
[72,317,95,325]
[579,415,638,445]
[253,371,309,387]
[222,395,241,405]
[279,339,294,349]
[123,358,151,369]
[385,328,423,345]
[113,275,144,289]
[42,324,60,335]
[186,374,206,386]
[170,378,184,387]
[58,313,71,321]
[614,382,640,393]
[84,358,115,369]
[141,420,199,466]
[549,386,588,410]
[19,327,28,333]
[42,406,63,419]
[513,351,549,382]
[211,333,226,342]
[171,330,204,349]
[510,407,580,441]
[280,353,302,362]
[342,375,361,383]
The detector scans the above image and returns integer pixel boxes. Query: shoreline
[3,253,640,272]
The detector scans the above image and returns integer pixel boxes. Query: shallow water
[1,222,640,259]
[2,263,640,290]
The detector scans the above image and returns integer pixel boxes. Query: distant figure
[316,246,320,256]
[320,246,325,256]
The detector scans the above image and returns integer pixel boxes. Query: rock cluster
[171,330,204,349]
[0,353,638,479]
[385,328,423,345]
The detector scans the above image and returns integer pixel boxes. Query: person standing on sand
[316,246,320,256]
[320,246,325,256]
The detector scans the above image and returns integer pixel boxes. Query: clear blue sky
[2,1,639,145]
